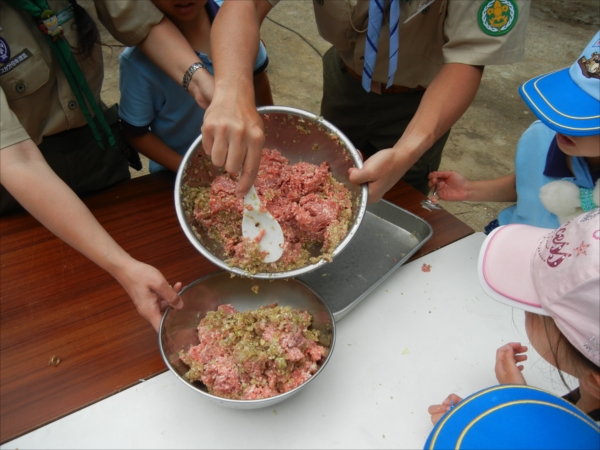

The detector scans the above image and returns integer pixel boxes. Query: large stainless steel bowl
[175,106,368,279]
[159,271,336,409]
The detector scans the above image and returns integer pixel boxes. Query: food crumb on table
[421,263,432,272]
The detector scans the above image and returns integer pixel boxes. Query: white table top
[2,233,568,450]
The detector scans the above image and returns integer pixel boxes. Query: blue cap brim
[425,385,600,449]
[519,68,600,137]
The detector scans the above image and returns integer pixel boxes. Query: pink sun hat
[478,209,600,366]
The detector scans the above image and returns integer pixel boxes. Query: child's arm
[429,171,517,202]
[253,71,274,107]
[123,129,183,174]
[137,18,213,110]
[495,342,528,385]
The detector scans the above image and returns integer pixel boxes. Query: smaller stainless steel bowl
[158,271,336,410]
[175,105,368,279]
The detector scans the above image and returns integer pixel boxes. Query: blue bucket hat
[519,31,600,136]
[425,385,600,449]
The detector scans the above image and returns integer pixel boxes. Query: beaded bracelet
[579,187,598,212]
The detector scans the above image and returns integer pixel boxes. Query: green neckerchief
[9,0,115,149]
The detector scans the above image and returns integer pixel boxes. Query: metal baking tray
[298,200,432,321]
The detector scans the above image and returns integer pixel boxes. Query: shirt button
[68,101,77,110]
[15,83,25,93]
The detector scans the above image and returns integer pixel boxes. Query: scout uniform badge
[0,35,10,64]
[478,0,518,36]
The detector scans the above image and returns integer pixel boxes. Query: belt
[342,62,426,95]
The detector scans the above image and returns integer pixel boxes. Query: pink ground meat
[179,304,327,400]
[191,148,353,273]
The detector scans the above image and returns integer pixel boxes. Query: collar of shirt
[206,0,219,23]
[543,136,599,187]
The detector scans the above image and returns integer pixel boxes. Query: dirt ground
[100,0,599,231]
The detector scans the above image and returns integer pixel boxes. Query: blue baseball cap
[519,31,600,136]
[425,385,600,449]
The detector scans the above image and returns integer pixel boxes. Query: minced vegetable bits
[180,304,327,400]
[188,148,353,274]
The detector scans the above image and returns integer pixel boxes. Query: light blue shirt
[498,121,595,228]
[119,18,268,173]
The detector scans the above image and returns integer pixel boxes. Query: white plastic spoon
[242,185,284,263]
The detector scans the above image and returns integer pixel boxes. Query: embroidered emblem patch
[478,0,518,36]
[0,37,10,64]
[578,50,600,80]
[0,49,33,76]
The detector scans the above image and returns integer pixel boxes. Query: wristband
[579,187,598,212]
[182,62,206,92]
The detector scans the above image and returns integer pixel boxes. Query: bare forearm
[137,17,212,108]
[352,63,484,202]
[125,132,183,173]
[0,141,132,276]
[201,0,273,196]
[464,175,517,202]
[394,63,484,164]
[137,17,199,85]
[211,0,271,102]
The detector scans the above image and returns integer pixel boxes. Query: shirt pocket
[0,51,50,101]
[313,0,355,52]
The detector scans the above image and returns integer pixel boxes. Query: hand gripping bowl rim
[174,105,369,280]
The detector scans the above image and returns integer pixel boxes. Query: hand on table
[114,259,184,332]
[495,342,528,385]
[428,393,463,425]
[200,92,265,198]
[348,148,408,203]
[428,171,469,201]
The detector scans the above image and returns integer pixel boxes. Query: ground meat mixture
[179,304,328,400]
[188,148,353,273]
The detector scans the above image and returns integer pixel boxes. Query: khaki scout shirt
[269,0,530,88]
[0,0,163,149]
